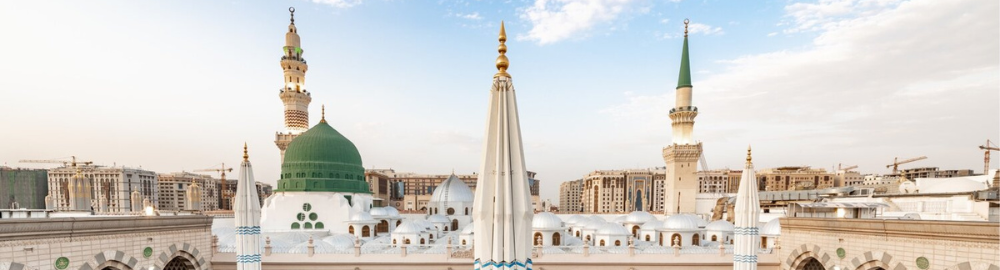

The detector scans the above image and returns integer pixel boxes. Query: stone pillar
[265,237,273,256]
[354,237,362,257]
[673,238,681,257]
[401,244,408,257]
[582,241,590,257]
[211,235,219,255]
[307,236,315,257]
[628,237,635,257]
[719,242,726,256]
[446,238,452,256]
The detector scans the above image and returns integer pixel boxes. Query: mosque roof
[640,220,664,230]
[760,219,781,236]
[393,221,426,234]
[596,223,631,236]
[277,120,368,193]
[532,212,564,230]
[429,174,475,204]
[427,214,451,223]
[624,211,655,223]
[370,207,400,218]
[663,214,702,231]
[705,220,734,232]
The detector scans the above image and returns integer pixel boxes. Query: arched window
[451,219,459,231]
[465,208,469,215]
[762,236,768,248]
[349,225,355,234]
[420,238,425,244]
[576,231,581,237]
[711,235,717,242]
[632,225,640,237]
[552,233,561,246]
[534,232,543,246]
[462,240,467,245]
[447,208,455,215]
[378,220,389,233]
[291,223,300,230]
[396,220,402,227]
[671,234,682,246]
[645,235,650,241]
[659,233,664,246]
[315,222,324,229]
[404,239,410,244]
[614,240,621,246]
[599,240,606,246]
[692,233,700,246]
[585,235,591,242]
[362,225,370,237]
[393,239,397,245]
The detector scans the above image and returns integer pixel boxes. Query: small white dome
[532,212,564,229]
[705,220,734,232]
[351,212,374,222]
[596,223,630,235]
[760,219,781,236]
[369,207,390,216]
[383,207,400,217]
[585,220,606,230]
[613,215,627,223]
[321,234,358,250]
[393,221,426,234]
[640,220,664,230]
[624,211,655,223]
[429,174,475,203]
[663,214,702,230]
[564,215,585,225]
[589,216,606,223]
[461,225,474,234]
[428,214,451,223]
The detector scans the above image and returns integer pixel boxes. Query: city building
[697,169,742,194]
[157,172,220,211]
[834,168,864,187]
[373,169,541,211]
[0,167,48,209]
[662,20,703,214]
[365,170,393,207]
[559,179,583,212]
[759,166,835,191]
[47,165,158,213]
[893,167,975,179]
[580,168,664,213]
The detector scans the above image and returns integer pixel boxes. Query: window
[615,240,621,246]
[599,240,605,246]
[315,222,324,229]
[304,222,312,229]
[291,223,300,230]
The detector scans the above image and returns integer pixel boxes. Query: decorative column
[472,21,533,270]
[733,147,761,270]
[234,144,262,270]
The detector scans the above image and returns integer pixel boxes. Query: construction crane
[195,163,233,209]
[838,164,858,172]
[979,139,999,174]
[19,156,93,169]
[886,156,927,174]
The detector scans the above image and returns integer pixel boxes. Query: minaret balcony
[669,106,698,114]
[279,88,310,96]
[280,56,307,64]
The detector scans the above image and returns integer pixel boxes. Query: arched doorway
[534,232,543,246]
[349,225,355,234]
[671,234,681,246]
[163,255,197,270]
[599,239,606,246]
[552,232,561,246]
[451,219,459,231]
[632,225,639,237]
[362,225,371,237]
[798,258,824,270]
[692,233,700,246]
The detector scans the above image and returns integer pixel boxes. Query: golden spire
[746,145,752,164]
[320,104,326,123]
[495,21,510,78]
[289,7,295,25]
[684,18,689,38]
[243,142,249,161]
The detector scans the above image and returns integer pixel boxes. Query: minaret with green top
[276,7,313,163]
[662,19,703,215]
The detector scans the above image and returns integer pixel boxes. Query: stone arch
[82,250,140,270]
[534,232,543,246]
[95,260,132,270]
[848,251,904,270]
[552,232,561,246]
[154,243,209,270]
[855,260,891,270]
[362,225,371,237]
[785,245,838,270]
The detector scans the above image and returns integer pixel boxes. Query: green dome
[277,121,369,193]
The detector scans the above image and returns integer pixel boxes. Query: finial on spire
[289,7,296,25]
[495,21,510,78]
[320,104,326,123]
[683,18,689,38]
[243,142,249,161]
[746,145,752,164]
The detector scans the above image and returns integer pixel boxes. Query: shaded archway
[377,220,389,233]
[163,255,196,270]
[631,225,640,237]
[798,258,824,270]
[362,225,371,237]
[671,234,681,246]
[855,260,890,270]
[552,232,561,246]
[692,233,700,246]
[451,219,459,231]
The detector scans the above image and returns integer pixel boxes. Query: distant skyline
[0,0,997,203]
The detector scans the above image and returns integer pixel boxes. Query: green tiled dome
[277,121,369,193]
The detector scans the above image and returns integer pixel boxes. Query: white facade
[260,191,373,233]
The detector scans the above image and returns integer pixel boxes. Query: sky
[0,0,997,203]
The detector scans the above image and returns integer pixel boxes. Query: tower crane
[19,156,93,169]
[979,139,999,174]
[195,163,233,209]
[838,164,858,172]
[886,156,927,175]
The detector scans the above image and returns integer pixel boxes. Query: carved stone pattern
[284,110,309,130]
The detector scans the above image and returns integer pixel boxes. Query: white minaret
[733,147,760,270]
[235,144,262,270]
[472,21,534,270]
[275,7,312,162]
[662,19,703,214]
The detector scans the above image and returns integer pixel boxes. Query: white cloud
[310,0,364,8]
[782,0,903,33]
[687,22,724,35]
[456,12,483,20]
[767,32,778,37]
[603,0,998,172]
[518,0,646,45]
